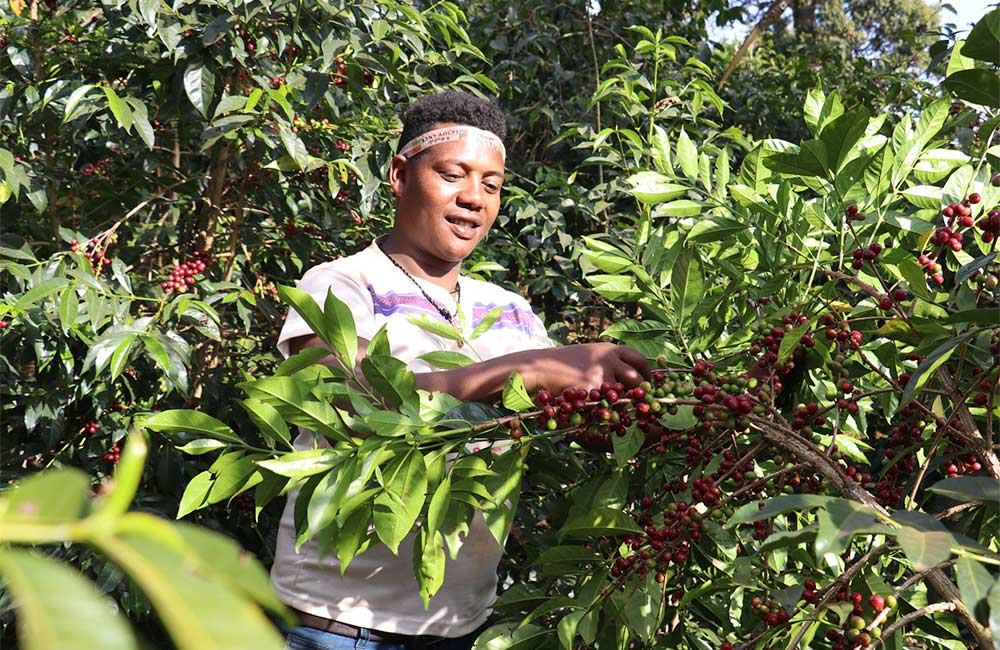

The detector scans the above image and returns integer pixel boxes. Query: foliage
[2,1,999,649]
[0,430,288,650]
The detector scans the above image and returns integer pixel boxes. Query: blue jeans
[283,623,488,650]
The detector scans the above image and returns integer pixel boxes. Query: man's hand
[523,343,651,395]
[288,334,649,407]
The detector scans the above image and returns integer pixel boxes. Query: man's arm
[287,335,650,402]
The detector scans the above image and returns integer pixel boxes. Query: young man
[273,91,650,649]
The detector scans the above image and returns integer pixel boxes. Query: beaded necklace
[377,240,464,344]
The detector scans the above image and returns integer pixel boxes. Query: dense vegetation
[1,1,998,649]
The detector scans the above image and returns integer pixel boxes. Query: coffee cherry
[991,173,1000,187]
[869,594,885,611]
[968,192,980,204]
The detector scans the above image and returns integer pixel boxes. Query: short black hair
[397,91,507,155]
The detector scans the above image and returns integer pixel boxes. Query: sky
[708,0,992,42]
[944,0,993,31]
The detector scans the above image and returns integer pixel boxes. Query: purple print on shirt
[470,303,536,337]
[368,286,446,319]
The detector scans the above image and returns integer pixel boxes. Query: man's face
[389,123,505,264]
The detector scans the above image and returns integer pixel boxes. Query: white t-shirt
[270,240,552,636]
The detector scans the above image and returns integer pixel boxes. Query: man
[274,91,650,649]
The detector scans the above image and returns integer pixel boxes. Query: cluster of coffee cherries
[533,373,674,443]
[849,242,882,269]
[333,55,349,86]
[160,251,211,294]
[79,158,112,178]
[877,289,908,311]
[820,313,865,350]
[975,208,1000,242]
[844,204,866,222]
[789,401,827,435]
[233,492,255,517]
[942,452,982,478]
[824,590,896,649]
[82,421,99,436]
[102,440,122,465]
[929,226,965,252]
[750,595,792,628]
[72,237,113,275]
[750,312,814,371]
[874,416,923,506]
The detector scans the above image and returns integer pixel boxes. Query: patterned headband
[398,125,506,161]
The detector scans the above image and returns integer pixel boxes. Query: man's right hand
[523,342,651,395]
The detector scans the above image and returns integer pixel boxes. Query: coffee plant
[2,2,999,650]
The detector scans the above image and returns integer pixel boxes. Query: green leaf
[256,449,344,479]
[988,575,1000,643]
[426,475,452,535]
[0,549,138,650]
[670,251,702,328]
[481,449,524,546]
[414,527,446,608]
[408,313,463,341]
[502,371,534,411]
[726,495,835,527]
[0,468,90,525]
[948,309,1000,325]
[962,9,1000,64]
[814,499,893,561]
[183,62,213,117]
[625,171,687,204]
[654,198,706,218]
[276,285,333,355]
[897,332,975,411]
[676,128,698,180]
[927,476,1000,502]
[279,123,309,169]
[102,85,133,132]
[322,287,358,369]
[649,125,673,174]
[241,398,292,448]
[276,347,331,376]
[471,306,504,339]
[821,106,871,172]
[612,425,644,467]
[759,525,818,553]
[472,622,551,650]
[142,409,242,444]
[12,277,68,312]
[101,515,284,650]
[891,510,955,571]
[176,439,228,455]
[943,69,1000,108]
[173,522,287,615]
[365,410,424,437]
[623,572,660,641]
[955,557,993,621]
[560,508,643,538]
[361,352,419,415]
[685,217,748,243]
[176,471,212,519]
[240,377,350,443]
[63,84,96,123]
[417,351,475,369]
[373,449,427,553]
[901,184,943,209]
[778,321,810,363]
[956,252,997,285]
[889,258,936,302]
